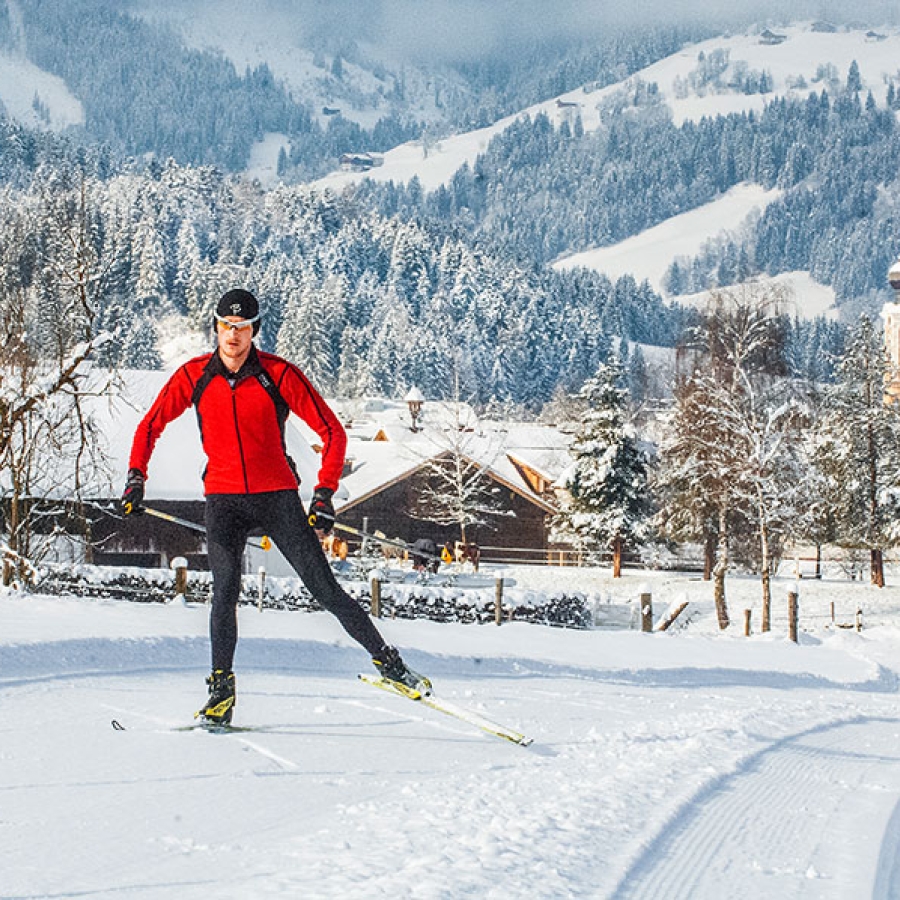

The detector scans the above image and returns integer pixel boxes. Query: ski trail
[613,716,900,900]
[233,736,300,771]
[873,795,900,899]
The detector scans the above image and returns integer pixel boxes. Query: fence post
[371,576,381,619]
[171,556,188,599]
[788,590,799,643]
[640,592,653,633]
[495,576,504,626]
[744,608,751,637]
[257,565,266,612]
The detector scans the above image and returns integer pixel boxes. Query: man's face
[216,317,254,370]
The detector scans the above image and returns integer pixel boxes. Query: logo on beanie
[230,303,242,315]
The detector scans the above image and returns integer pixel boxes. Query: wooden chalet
[45,376,575,574]
[312,397,573,564]
[759,29,787,45]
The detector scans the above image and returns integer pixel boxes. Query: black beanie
[216,289,260,335]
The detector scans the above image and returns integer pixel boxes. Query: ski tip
[111,718,126,731]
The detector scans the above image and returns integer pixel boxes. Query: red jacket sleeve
[128,365,196,479]
[274,361,347,493]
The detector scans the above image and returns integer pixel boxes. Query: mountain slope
[317,23,900,191]
[327,23,900,316]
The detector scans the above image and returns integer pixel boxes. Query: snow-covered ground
[553,184,781,288]
[0,51,84,131]
[313,23,900,194]
[550,181,839,318]
[310,22,876,317]
[6,563,900,898]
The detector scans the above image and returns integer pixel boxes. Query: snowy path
[5,593,900,897]
[614,716,900,899]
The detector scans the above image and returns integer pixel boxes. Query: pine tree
[275,274,340,394]
[133,217,166,306]
[552,356,651,577]
[814,315,900,586]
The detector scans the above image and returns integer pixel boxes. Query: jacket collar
[212,345,262,382]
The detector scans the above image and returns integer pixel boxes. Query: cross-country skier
[121,288,429,725]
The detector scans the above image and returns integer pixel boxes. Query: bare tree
[657,283,801,630]
[0,176,115,581]
[408,398,504,545]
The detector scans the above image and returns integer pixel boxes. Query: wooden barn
[39,376,574,574]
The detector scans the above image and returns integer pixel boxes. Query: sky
[235,0,900,62]
[137,0,900,67]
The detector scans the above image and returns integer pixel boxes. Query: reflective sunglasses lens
[217,317,253,331]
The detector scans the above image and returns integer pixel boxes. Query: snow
[313,23,900,194]
[135,0,446,132]
[550,179,839,319]
[0,0,83,130]
[7,563,900,898]
[244,132,290,188]
[309,23,878,315]
[553,182,779,288]
[677,271,840,321]
[0,50,84,131]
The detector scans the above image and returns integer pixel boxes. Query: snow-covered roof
[328,398,572,512]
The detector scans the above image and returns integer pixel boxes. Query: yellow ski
[358,673,533,746]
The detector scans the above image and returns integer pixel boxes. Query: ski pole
[142,506,271,551]
[330,521,447,564]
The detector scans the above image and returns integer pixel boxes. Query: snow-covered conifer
[552,355,651,577]
[813,315,900,587]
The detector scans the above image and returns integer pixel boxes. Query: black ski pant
[205,490,386,672]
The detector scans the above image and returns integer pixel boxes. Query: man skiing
[121,288,429,726]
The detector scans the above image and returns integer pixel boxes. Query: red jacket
[129,348,347,495]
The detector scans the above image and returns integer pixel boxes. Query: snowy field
[6,564,900,898]
[312,23,900,195]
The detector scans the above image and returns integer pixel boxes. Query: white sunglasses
[215,313,259,332]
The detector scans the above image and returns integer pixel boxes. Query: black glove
[308,487,335,534]
[121,468,145,516]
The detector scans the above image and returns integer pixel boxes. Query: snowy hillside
[0,52,83,130]
[0,0,83,130]
[552,183,839,316]
[311,22,900,313]
[7,566,900,897]
[135,0,452,132]
[315,23,900,192]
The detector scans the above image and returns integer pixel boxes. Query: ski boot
[372,645,432,697]
[195,669,236,726]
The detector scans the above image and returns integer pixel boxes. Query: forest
[356,69,900,311]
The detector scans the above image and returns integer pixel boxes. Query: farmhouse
[317,397,573,565]
[339,152,384,172]
[759,29,787,45]
[48,373,574,575]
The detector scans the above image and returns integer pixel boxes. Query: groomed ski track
[613,716,900,899]
[5,597,900,897]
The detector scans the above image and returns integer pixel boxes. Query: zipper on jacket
[231,387,250,492]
